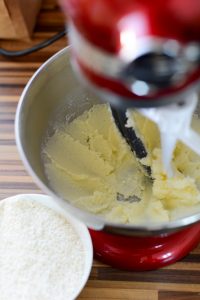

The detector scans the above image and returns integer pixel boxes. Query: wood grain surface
[0,1,200,299]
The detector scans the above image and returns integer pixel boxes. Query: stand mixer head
[60,0,200,175]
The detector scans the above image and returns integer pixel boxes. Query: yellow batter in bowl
[42,104,200,224]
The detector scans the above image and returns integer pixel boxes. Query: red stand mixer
[59,0,200,270]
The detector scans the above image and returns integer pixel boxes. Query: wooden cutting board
[0,1,200,299]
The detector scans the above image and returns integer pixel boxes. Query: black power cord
[0,30,67,57]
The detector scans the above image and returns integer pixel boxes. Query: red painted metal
[61,0,200,53]
[89,223,200,271]
[60,0,200,104]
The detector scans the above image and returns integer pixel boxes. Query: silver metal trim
[69,24,125,78]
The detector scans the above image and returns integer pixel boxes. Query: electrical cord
[0,30,67,57]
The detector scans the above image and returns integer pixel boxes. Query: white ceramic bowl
[0,193,93,300]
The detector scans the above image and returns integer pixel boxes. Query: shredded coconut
[0,196,85,300]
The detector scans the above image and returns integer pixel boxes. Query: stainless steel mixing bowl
[15,47,200,236]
